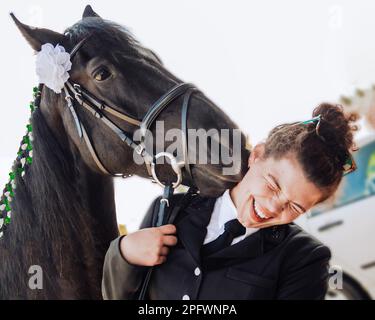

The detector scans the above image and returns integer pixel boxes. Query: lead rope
[138,186,197,300]
[138,184,173,300]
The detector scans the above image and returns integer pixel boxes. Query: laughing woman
[102,103,357,300]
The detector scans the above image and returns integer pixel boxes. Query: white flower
[35,43,72,94]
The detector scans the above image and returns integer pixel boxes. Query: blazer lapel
[175,196,216,266]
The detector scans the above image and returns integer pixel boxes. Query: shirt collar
[219,189,259,236]
[218,190,238,227]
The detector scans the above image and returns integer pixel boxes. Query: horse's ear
[82,5,101,19]
[10,13,64,52]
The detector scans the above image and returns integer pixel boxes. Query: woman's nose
[266,197,286,217]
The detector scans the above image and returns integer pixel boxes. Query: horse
[0,5,249,299]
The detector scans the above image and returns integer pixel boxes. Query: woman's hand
[119,224,178,266]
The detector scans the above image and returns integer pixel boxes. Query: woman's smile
[251,197,273,223]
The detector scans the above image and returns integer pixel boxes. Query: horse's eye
[93,67,112,81]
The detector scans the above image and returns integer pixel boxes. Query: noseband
[62,37,197,190]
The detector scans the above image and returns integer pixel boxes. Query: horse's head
[11,5,250,197]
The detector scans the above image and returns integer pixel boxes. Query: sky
[0,0,375,231]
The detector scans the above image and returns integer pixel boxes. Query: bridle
[63,81,197,188]
[61,37,198,195]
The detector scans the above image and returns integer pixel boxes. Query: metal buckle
[151,152,184,188]
[73,83,83,99]
[73,83,82,93]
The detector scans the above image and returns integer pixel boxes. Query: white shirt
[203,190,259,245]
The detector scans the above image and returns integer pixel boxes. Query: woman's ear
[248,143,266,167]
[10,13,65,52]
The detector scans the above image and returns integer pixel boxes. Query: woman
[102,103,357,300]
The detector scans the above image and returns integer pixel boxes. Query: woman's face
[230,144,324,229]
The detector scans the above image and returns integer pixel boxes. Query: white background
[0,0,374,231]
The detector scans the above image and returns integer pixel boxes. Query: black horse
[0,5,249,299]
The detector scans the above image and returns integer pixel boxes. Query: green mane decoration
[0,86,40,238]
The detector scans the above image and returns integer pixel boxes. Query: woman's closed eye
[264,177,279,194]
[288,203,303,217]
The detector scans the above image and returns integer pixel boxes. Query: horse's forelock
[64,18,161,66]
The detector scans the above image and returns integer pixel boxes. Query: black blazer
[102,193,331,300]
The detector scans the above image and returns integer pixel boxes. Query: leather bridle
[62,37,198,192]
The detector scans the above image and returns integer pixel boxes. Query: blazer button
[194,267,201,276]
[182,295,190,300]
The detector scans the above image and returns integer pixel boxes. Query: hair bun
[312,104,358,165]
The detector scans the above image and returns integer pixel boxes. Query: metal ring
[151,152,184,188]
